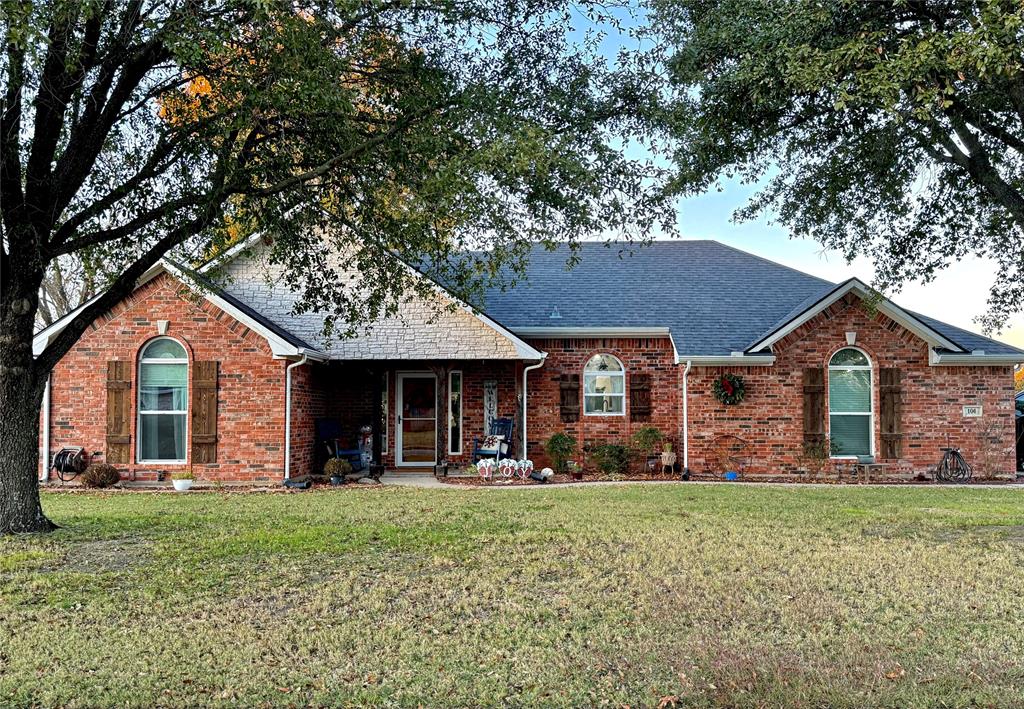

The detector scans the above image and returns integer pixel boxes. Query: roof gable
[216,241,544,360]
[745,278,965,354]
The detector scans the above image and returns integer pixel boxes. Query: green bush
[543,432,577,474]
[81,463,120,488]
[631,426,665,453]
[324,458,353,477]
[590,443,631,476]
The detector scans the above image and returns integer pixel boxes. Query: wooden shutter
[105,361,131,464]
[879,367,903,459]
[191,361,218,463]
[629,372,652,421]
[802,367,826,453]
[559,373,580,423]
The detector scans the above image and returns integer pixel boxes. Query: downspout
[522,355,548,458]
[283,354,308,481]
[41,374,51,482]
[681,360,692,475]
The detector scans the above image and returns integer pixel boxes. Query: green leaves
[655,0,1024,330]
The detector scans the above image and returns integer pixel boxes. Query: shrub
[171,471,194,481]
[590,443,630,476]
[543,432,577,474]
[81,463,120,488]
[324,458,353,478]
[631,426,665,453]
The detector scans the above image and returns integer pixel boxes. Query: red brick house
[35,240,1023,483]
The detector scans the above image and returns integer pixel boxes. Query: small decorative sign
[962,405,983,418]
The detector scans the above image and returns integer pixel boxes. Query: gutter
[680,354,776,366]
[522,354,548,457]
[283,354,309,480]
[929,350,1024,366]
[681,360,692,475]
[41,374,51,482]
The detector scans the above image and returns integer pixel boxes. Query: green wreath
[712,372,746,405]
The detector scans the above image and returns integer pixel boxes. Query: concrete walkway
[379,473,450,489]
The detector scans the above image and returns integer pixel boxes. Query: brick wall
[43,273,289,483]
[520,303,1016,477]
[685,297,1017,477]
[523,337,681,467]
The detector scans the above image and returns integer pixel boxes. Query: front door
[396,373,437,467]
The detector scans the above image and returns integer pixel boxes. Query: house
[35,239,1024,483]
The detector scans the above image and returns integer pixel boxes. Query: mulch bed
[440,471,1020,487]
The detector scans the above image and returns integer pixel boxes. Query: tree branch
[36,208,224,373]
[49,136,183,249]
[1,36,26,236]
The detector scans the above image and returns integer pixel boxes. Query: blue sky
[578,5,1024,349]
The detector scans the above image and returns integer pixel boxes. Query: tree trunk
[0,370,54,534]
[0,253,56,534]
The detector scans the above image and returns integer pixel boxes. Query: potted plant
[544,432,578,475]
[661,441,676,471]
[324,458,352,486]
[171,471,194,491]
[631,426,665,473]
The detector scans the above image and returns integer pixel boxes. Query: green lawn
[1,485,1023,707]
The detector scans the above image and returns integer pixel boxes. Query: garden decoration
[498,458,518,479]
[518,459,534,480]
[712,373,746,405]
[477,458,496,481]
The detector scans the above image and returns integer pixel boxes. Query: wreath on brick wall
[712,373,746,406]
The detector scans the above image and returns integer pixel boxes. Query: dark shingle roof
[476,240,1024,357]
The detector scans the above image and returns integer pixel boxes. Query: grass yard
[1,485,1023,708]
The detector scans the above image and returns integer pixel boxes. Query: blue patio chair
[472,417,514,462]
[315,418,364,474]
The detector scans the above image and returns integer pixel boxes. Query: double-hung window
[828,348,873,457]
[138,338,188,463]
[583,354,625,415]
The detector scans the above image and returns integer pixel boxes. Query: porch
[293,359,529,479]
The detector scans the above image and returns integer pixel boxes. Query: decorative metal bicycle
[935,446,972,483]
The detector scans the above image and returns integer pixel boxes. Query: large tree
[0,0,670,533]
[654,0,1024,330]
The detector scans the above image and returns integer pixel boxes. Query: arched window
[138,338,188,463]
[828,347,872,457]
[583,353,625,415]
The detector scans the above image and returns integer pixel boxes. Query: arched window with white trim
[583,353,625,415]
[138,338,188,463]
[828,347,873,457]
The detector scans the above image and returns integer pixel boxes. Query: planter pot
[724,471,739,481]
[330,475,343,487]
[172,479,193,492]
[571,471,583,481]
[661,452,677,470]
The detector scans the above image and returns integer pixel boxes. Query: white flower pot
[172,479,193,492]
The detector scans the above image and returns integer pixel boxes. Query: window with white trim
[828,347,872,456]
[380,373,389,454]
[138,338,188,463]
[583,354,625,415]
[448,370,462,455]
